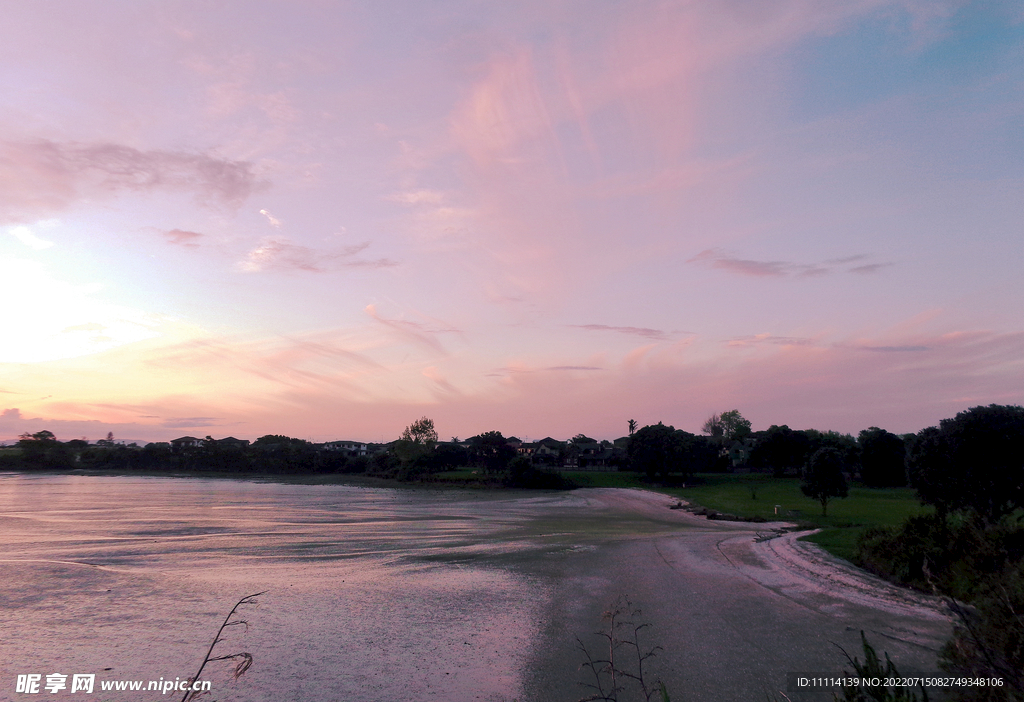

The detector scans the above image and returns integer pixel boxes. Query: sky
[2,0,1023,444]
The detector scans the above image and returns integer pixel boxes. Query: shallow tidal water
[0,473,951,702]
[0,473,600,701]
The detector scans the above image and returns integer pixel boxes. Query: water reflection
[0,474,611,701]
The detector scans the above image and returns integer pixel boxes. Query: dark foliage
[503,456,577,489]
[856,512,1024,601]
[628,423,689,482]
[834,631,929,702]
[431,442,469,471]
[800,447,849,516]
[907,405,1024,523]
[805,430,860,474]
[940,560,1024,701]
[16,430,74,469]
[465,431,516,473]
[748,425,811,477]
[858,427,907,487]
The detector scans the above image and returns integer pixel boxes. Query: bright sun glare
[0,259,161,363]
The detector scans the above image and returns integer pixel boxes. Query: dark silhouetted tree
[719,410,752,441]
[16,430,72,468]
[466,431,516,473]
[858,427,906,487]
[907,404,1024,523]
[804,429,859,475]
[701,414,724,440]
[748,425,811,477]
[801,447,849,516]
[628,423,688,482]
[400,417,438,445]
[395,417,439,471]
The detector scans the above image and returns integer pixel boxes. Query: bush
[940,560,1024,701]
[855,512,1024,600]
[503,457,577,489]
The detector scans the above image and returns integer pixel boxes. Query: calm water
[1,473,951,702]
[0,473,642,701]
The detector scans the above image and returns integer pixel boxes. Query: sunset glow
[2,1,1022,443]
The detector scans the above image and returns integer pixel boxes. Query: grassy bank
[558,471,932,562]
[660,473,931,561]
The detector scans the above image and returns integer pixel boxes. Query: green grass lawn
[560,471,649,489]
[571,471,931,563]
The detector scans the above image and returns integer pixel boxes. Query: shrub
[504,456,577,489]
[940,560,1024,701]
[855,512,1024,601]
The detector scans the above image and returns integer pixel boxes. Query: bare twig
[181,592,265,702]
[577,596,666,702]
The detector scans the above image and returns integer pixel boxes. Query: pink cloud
[364,305,459,355]
[0,139,262,224]
[849,263,893,274]
[570,324,674,341]
[689,248,888,278]
[726,334,815,347]
[164,229,204,247]
[238,237,396,273]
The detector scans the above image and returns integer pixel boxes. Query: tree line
[5,405,1022,517]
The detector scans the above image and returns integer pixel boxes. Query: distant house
[216,437,250,449]
[726,438,756,468]
[321,440,368,457]
[574,441,619,471]
[170,436,204,450]
[531,437,563,466]
[517,442,538,456]
[562,439,599,468]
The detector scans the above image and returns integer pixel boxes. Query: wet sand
[0,475,951,701]
[514,489,951,701]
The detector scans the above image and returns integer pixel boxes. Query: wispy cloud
[489,363,603,376]
[859,345,929,352]
[689,249,797,277]
[825,254,869,265]
[238,237,396,273]
[0,139,262,224]
[164,229,204,247]
[259,209,282,227]
[689,249,889,278]
[160,416,221,429]
[387,189,447,206]
[726,334,814,348]
[850,263,893,275]
[422,366,460,395]
[364,304,459,354]
[570,324,675,341]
